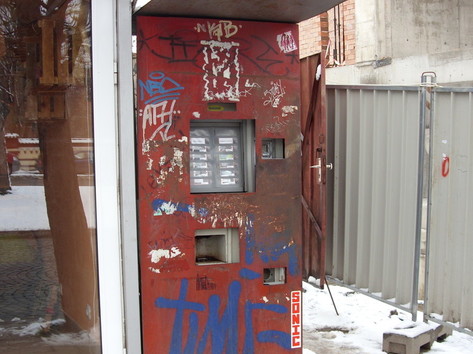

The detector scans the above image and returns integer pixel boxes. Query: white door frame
[92,0,141,353]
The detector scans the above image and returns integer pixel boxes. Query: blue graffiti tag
[152,199,208,217]
[155,279,291,353]
[239,268,260,280]
[139,71,184,105]
[244,302,290,352]
[244,214,299,276]
[155,279,205,353]
[197,281,241,353]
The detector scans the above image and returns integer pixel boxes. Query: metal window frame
[92,0,141,353]
[195,228,240,264]
[190,119,255,193]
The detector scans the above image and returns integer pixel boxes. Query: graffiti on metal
[137,17,302,353]
[139,72,184,146]
[195,20,241,41]
[155,275,292,352]
[276,31,298,54]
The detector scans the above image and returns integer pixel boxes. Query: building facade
[300,0,473,86]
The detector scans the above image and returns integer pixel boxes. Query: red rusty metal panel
[136,17,302,353]
[300,54,327,286]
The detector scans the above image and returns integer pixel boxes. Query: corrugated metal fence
[326,82,473,333]
[426,87,473,331]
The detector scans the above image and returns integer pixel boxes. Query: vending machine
[136,16,302,353]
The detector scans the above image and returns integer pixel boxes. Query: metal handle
[311,162,333,170]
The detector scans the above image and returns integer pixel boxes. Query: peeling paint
[192,112,201,118]
[146,158,153,170]
[151,148,185,188]
[263,296,269,303]
[201,40,241,102]
[149,247,183,263]
[149,267,161,274]
[281,105,298,117]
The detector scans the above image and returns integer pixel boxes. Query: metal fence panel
[328,86,420,307]
[427,90,473,329]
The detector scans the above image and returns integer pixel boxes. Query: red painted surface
[442,156,450,177]
[300,54,327,286]
[136,17,302,353]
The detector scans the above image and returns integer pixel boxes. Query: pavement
[0,230,99,353]
[0,231,62,322]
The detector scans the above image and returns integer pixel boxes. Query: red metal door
[300,54,328,286]
[136,17,303,353]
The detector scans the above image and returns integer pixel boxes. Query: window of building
[190,120,255,193]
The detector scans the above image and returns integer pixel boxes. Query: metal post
[422,73,436,323]
[412,72,436,322]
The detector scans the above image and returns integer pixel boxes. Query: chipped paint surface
[137,17,302,354]
[149,247,183,263]
[202,40,241,102]
[282,105,299,116]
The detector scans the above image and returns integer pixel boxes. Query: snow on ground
[2,186,473,352]
[303,278,473,353]
[0,185,95,231]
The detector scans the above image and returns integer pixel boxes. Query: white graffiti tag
[264,80,286,108]
[141,100,178,150]
[195,20,241,41]
[239,79,261,97]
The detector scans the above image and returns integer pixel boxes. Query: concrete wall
[326,0,473,86]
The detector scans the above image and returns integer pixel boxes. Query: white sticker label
[193,162,208,169]
[194,170,209,177]
[219,137,234,144]
[219,154,234,161]
[191,137,206,145]
[220,178,236,185]
[220,170,235,177]
[191,154,208,161]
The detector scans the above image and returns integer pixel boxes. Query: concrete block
[430,323,453,345]
[383,323,434,354]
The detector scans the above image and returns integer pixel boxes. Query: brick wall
[298,17,322,59]
[299,0,356,65]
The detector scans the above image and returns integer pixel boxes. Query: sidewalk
[0,231,99,353]
[0,231,61,323]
